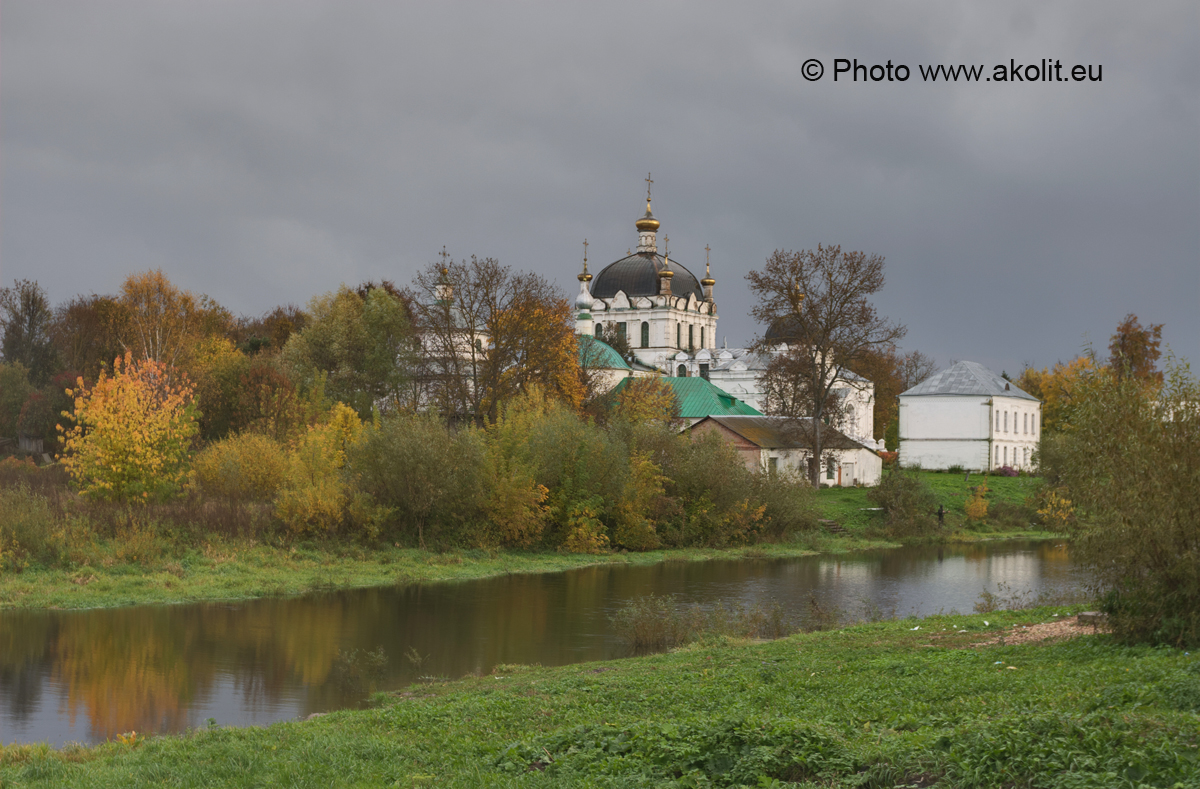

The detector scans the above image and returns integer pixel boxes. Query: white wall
[900,395,990,439]
[898,440,989,471]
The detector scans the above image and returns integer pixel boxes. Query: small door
[840,463,855,487]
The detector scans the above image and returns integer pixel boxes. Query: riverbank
[2,608,1194,787]
[0,529,1061,611]
[0,466,1055,611]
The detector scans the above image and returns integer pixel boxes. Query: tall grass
[610,594,804,652]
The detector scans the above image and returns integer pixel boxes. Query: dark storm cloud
[3,1,1197,375]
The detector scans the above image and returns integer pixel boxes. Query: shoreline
[0,530,1062,612]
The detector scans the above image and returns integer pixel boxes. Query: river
[0,540,1079,746]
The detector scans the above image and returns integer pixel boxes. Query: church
[573,186,881,453]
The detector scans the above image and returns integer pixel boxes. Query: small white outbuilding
[899,361,1041,472]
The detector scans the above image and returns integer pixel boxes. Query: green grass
[815,470,1046,534]
[0,542,852,611]
[3,609,1194,787]
[0,469,1055,612]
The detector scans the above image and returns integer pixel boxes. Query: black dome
[591,253,704,300]
[764,315,802,344]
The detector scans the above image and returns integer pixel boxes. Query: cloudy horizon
[3,1,1197,378]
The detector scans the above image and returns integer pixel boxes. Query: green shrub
[867,465,938,537]
[348,411,486,547]
[1048,356,1200,647]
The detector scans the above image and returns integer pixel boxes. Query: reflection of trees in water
[0,613,57,722]
[0,541,1082,743]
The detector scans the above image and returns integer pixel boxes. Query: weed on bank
[1,609,1194,788]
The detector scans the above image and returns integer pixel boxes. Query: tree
[50,294,129,383]
[747,245,905,487]
[1108,313,1164,385]
[1015,356,1095,435]
[233,304,308,355]
[0,363,34,439]
[852,346,937,444]
[0,280,57,386]
[282,285,416,418]
[1047,356,1199,646]
[485,285,582,420]
[408,256,582,423]
[118,270,200,366]
[59,352,199,502]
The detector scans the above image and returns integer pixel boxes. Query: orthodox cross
[705,244,711,276]
[645,172,653,202]
[582,239,589,272]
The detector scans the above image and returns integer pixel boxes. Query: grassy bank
[2,609,1194,787]
[0,468,1054,611]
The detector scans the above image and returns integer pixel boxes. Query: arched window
[700,327,705,349]
[676,323,681,349]
[677,364,687,378]
[640,321,649,348]
[688,325,694,351]
[595,323,603,338]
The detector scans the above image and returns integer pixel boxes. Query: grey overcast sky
[3,1,1197,375]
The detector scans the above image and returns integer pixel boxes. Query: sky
[3,1,1197,376]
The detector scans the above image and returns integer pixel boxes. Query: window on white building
[995,411,1001,432]
[677,364,687,378]
[1004,412,1008,432]
[640,322,649,348]
[826,459,835,480]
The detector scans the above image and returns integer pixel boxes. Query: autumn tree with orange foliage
[485,285,582,421]
[1108,313,1164,385]
[59,352,199,502]
[1015,356,1095,435]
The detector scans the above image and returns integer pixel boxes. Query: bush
[349,411,487,547]
[275,403,372,536]
[0,484,60,569]
[867,465,938,537]
[963,482,988,522]
[191,432,288,501]
[1048,356,1200,647]
[59,353,200,502]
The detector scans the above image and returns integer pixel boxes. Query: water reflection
[0,540,1078,746]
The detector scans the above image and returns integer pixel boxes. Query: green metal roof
[610,376,762,419]
[578,336,631,370]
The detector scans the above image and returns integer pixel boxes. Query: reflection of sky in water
[0,540,1081,747]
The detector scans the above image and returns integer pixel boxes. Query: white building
[574,195,718,368]
[899,360,1041,471]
